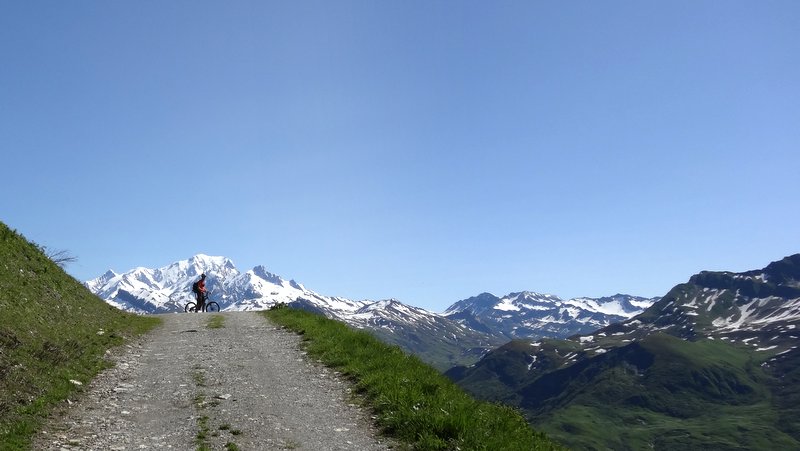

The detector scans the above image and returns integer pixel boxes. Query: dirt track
[34,312,392,450]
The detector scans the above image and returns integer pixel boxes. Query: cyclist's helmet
[201,273,206,279]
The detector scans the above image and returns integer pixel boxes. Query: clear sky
[2,1,798,311]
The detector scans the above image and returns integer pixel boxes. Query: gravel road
[34,312,393,450]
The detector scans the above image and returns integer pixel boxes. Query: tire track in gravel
[34,312,393,450]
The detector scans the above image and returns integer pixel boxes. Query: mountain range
[85,254,654,370]
[446,254,800,450]
[444,291,657,340]
[84,252,800,449]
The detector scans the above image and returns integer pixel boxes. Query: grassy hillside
[364,322,500,372]
[446,255,800,450]
[451,334,799,450]
[264,306,563,451]
[527,335,791,450]
[0,223,160,449]
[289,298,503,372]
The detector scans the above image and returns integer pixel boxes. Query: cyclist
[192,274,207,312]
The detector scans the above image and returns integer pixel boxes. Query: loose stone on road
[35,312,392,450]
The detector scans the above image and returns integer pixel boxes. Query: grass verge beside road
[206,314,225,329]
[263,307,562,451]
[0,223,161,450]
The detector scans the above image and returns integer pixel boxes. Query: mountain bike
[185,293,220,313]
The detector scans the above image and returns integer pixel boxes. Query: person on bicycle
[192,273,207,312]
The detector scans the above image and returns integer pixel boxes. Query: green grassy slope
[528,335,792,450]
[0,222,160,449]
[365,323,500,372]
[447,256,800,450]
[290,299,503,372]
[452,333,799,450]
[264,307,563,451]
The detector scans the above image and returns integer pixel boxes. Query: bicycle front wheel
[205,302,220,312]
[184,302,197,313]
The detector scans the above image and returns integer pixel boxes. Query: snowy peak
[355,299,403,314]
[86,254,242,299]
[352,299,437,322]
[444,291,658,340]
[509,291,563,303]
[87,255,385,318]
[576,254,800,357]
[444,292,501,316]
[87,254,254,312]
[648,254,800,337]
[251,265,286,286]
[154,254,237,283]
[85,255,503,371]
[568,294,653,317]
[501,292,565,312]
[84,269,118,294]
[446,291,652,318]
[447,254,800,451]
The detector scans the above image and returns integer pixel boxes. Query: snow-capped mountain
[450,254,800,382]
[444,291,658,340]
[446,254,800,450]
[86,255,501,370]
[85,254,366,314]
[589,253,800,352]
[343,299,504,370]
[87,254,658,369]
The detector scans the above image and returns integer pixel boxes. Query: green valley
[448,255,800,450]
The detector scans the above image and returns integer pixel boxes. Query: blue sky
[2,1,798,311]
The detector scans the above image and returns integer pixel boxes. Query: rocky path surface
[34,312,392,450]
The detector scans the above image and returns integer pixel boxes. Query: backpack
[192,281,200,294]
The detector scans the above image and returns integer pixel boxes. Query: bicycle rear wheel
[205,302,220,312]
[184,302,197,313]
